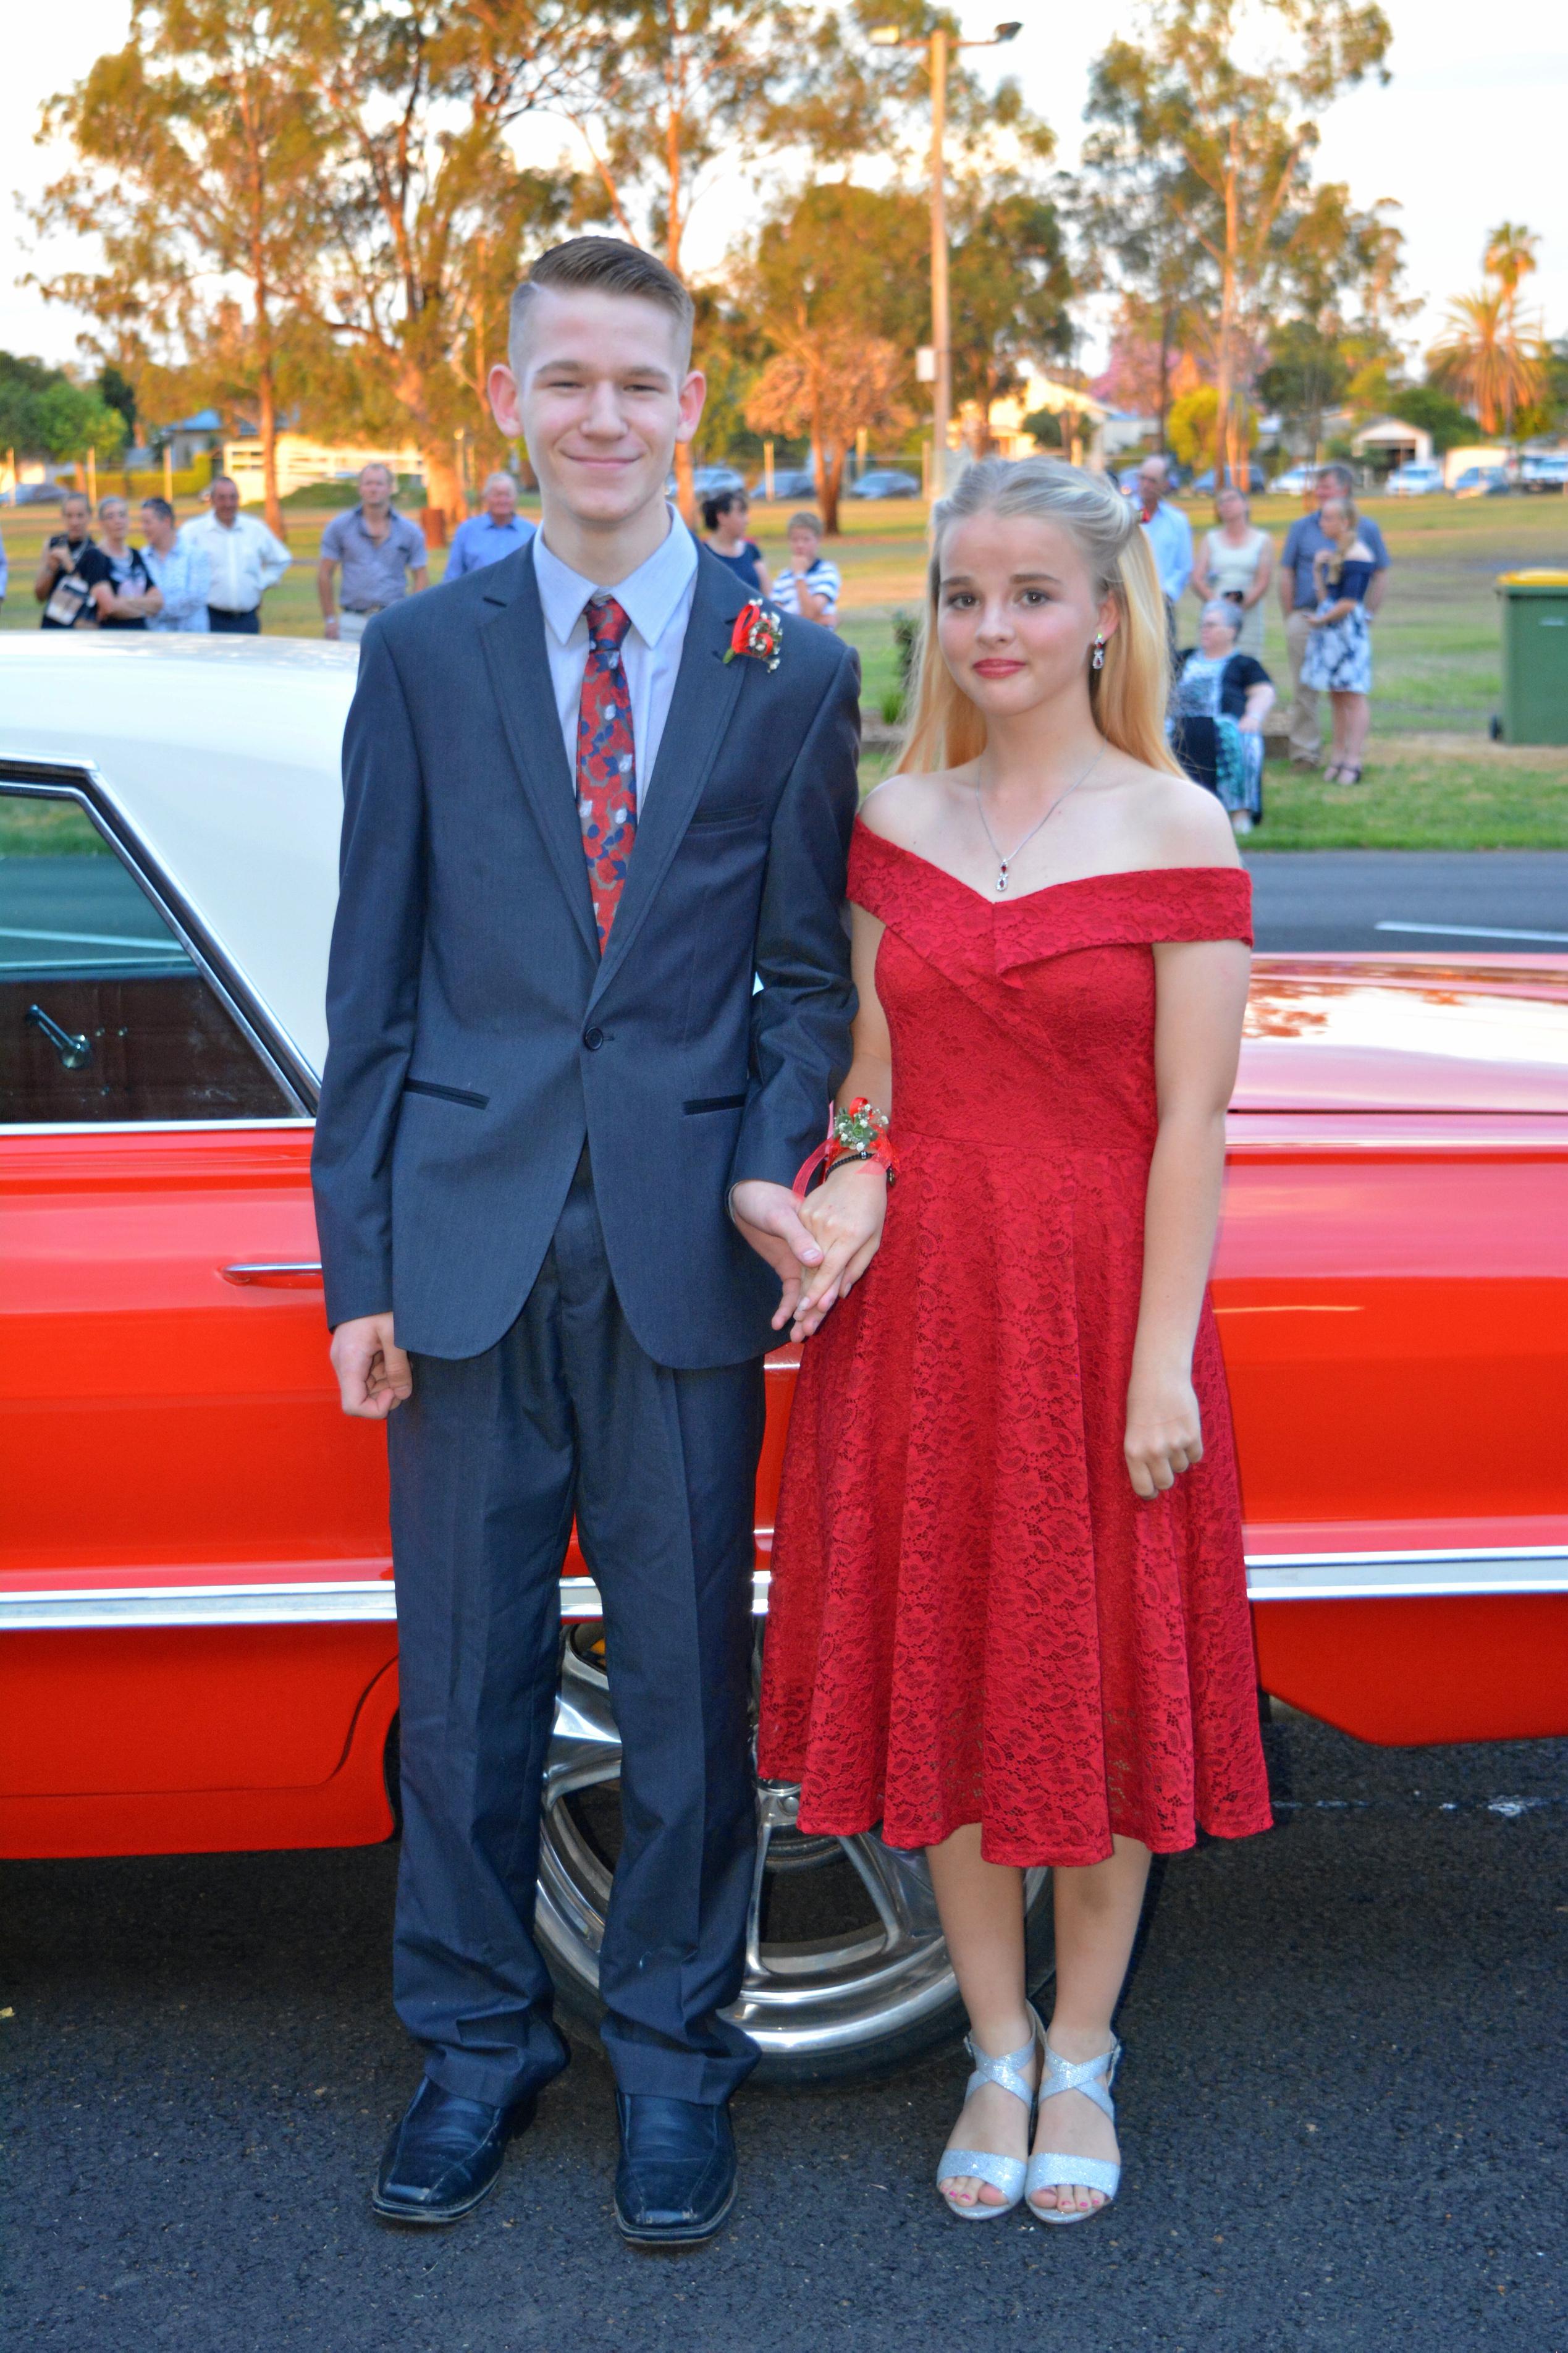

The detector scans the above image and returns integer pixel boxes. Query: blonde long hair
[899,457,1181,779]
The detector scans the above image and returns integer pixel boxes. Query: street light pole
[929,22,950,502]
[870,19,1021,504]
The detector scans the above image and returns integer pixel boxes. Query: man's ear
[674,368,707,448]
[489,362,523,441]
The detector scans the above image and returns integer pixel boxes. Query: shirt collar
[534,507,698,650]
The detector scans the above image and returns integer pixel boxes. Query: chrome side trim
[3,1550,1566,1631]
[1244,1546,1568,1601]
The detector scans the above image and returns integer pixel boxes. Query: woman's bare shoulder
[1118,760,1242,871]
[858,768,957,848]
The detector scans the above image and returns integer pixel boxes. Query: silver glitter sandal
[935,2006,1043,2221]
[1025,2035,1123,2223]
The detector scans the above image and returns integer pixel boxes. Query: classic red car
[3,636,1566,2081]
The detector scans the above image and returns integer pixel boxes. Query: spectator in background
[1192,485,1273,656]
[35,492,111,630]
[318,463,429,641]
[701,488,771,596]
[140,497,209,632]
[1278,462,1389,767]
[180,476,291,634]
[1134,456,1192,636]
[94,497,161,630]
[1300,496,1376,785]
[444,470,534,578]
[771,512,839,627]
[1169,599,1275,835]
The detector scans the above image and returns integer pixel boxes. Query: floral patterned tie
[576,593,637,950]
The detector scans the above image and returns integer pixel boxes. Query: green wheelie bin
[1494,569,1568,744]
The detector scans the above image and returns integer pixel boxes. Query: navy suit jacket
[311,538,861,1366]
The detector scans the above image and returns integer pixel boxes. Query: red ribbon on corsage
[723,599,783,671]
[793,1097,898,1199]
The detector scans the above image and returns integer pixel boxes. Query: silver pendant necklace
[974,743,1107,893]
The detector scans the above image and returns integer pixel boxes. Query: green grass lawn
[6,485,1567,845]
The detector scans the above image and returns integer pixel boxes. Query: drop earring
[1092,633,1106,670]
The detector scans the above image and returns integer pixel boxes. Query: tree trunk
[1157,306,1173,451]
[258,363,286,542]
[1215,128,1239,487]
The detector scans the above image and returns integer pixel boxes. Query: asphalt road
[4,1716,1566,2353]
[1246,850,1568,953]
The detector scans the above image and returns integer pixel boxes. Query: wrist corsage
[793,1097,898,1200]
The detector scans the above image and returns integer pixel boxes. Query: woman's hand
[788,1161,889,1341]
[1123,1364,1203,1499]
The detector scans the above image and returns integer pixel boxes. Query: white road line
[1375,919,1568,944]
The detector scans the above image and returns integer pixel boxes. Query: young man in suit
[311,239,859,2245]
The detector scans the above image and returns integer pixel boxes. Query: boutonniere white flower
[723,599,783,672]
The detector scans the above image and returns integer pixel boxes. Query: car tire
[534,1625,1056,2085]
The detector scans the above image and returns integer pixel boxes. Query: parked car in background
[1453,466,1513,499]
[691,464,747,499]
[1520,454,1568,494]
[3,637,1566,2085]
[1192,464,1267,496]
[752,467,818,502]
[1386,463,1445,497]
[8,483,67,507]
[847,468,922,500]
[1270,465,1318,496]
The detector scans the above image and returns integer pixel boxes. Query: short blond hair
[510,239,694,373]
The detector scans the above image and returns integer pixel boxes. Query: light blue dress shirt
[142,539,211,632]
[445,510,536,578]
[1141,499,1194,604]
[532,512,699,810]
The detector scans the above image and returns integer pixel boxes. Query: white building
[223,435,423,501]
[1351,416,1436,475]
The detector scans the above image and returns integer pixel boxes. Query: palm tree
[1427,288,1543,438]
[1482,222,1541,436]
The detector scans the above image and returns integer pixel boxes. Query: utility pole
[870,19,1020,503]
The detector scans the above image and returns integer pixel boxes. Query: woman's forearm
[835,1050,892,1121]
[1131,1107,1228,1380]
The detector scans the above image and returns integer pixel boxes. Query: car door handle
[220,1262,324,1288]
[27,1003,93,1071]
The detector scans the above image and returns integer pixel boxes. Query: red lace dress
[757,824,1274,1867]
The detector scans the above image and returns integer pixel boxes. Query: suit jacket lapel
[587,549,749,1007]
[478,544,599,957]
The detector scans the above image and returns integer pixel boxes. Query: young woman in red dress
[757,457,1273,2224]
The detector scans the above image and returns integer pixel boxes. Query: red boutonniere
[723,599,783,671]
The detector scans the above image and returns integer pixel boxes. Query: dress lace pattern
[756,824,1275,1867]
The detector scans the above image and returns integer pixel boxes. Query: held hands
[730,1180,827,1333]
[331,1312,414,1418]
[786,1160,888,1341]
[1123,1362,1203,1500]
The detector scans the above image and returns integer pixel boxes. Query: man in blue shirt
[444,470,535,578]
[1278,462,1389,764]
[1136,456,1193,636]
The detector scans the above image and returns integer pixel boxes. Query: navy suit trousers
[387,1151,765,2106]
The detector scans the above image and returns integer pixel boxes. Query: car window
[0,791,296,1123]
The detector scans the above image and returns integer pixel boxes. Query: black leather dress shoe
[372,2076,537,2226]
[613,2092,738,2247]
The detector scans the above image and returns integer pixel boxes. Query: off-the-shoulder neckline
[851,817,1249,912]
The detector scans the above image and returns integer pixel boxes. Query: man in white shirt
[179,476,291,632]
[314,234,859,2250]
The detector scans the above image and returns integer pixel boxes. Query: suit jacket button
[583,1026,605,1051]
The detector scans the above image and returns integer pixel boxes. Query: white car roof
[0,635,355,1081]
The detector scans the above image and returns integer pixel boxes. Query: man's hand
[788,1160,888,1341]
[330,1312,413,1418]
[729,1179,825,1333]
